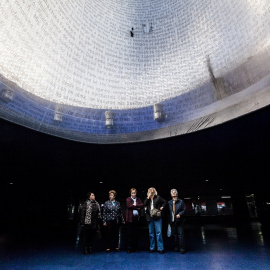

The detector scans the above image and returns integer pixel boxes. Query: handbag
[167,224,171,237]
[150,208,161,219]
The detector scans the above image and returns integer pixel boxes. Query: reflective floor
[1,221,270,270]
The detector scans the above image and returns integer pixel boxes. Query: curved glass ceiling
[0,0,270,143]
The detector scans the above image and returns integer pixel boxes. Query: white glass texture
[0,0,269,109]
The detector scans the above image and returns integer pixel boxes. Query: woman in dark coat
[144,187,167,254]
[103,190,125,252]
[80,192,101,254]
[125,188,143,253]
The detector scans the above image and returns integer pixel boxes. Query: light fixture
[142,21,153,34]
[153,103,166,122]
[0,88,14,102]
[54,105,63,122]
[105,111,114,128]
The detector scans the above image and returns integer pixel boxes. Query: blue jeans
[148,218,164,251]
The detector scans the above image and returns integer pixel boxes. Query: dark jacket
[144,195,167,222]
[102,200,125,224]
[126,197,143,223]
[80,199,101,225]
[168,198,186,224]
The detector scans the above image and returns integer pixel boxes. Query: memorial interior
[0,1,270,269]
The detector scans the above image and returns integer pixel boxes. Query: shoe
[149,250,154,253]
[88,247,92,254]
[158,250,164,254]
[106,249,111,253]
[174,247,179,252]
[84,247,89,255]
[180,248,185,254]
[115,248,121,252]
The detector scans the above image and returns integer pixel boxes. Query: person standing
[144,187,167,254]
[168,189,186,254]
[80,192,101,254]
[103,190,125,252]
[125,188,143,253]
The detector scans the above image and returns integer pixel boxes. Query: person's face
[109,193,115,201]
[131,191,136,198]
[149,188,155,195]
[90,193,95,200]
[171,190,178,197]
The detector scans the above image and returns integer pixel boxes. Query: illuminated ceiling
[0,0,270,143]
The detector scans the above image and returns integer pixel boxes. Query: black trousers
[83,224,97,248]
[126,216,139,251]
[106,220,120,249]
[171,222,185,249]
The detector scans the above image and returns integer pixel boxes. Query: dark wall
[0,105,270,228]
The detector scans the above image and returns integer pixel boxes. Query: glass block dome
[0,0,270,143]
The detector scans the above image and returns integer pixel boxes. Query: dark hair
[87,192,94,199]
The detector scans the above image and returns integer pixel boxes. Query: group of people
[80,187,186,255]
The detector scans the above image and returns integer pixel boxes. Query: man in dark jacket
[168,189,186,254]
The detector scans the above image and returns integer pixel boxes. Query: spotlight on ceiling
[153,103,166,122]
[105,111,114,129]
[0,88,14,102]
[142,21,153,34]
[54,105,63,122]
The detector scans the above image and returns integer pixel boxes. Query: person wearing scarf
[80,192,101,254]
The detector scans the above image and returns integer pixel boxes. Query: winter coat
[168,198,186,224]
[125,197,143,222]
[143,195,167,222]
[102,200,125,224]
[80,200,101,226]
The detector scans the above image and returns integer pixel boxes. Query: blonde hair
[148,187,157,196]
[130,188,137,194]
[109,190,117,198]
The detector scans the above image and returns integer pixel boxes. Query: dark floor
[1,220,270,270]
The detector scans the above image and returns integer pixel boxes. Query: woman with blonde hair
[144,187,167,254]
[103,190,125,252]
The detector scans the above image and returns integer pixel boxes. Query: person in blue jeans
[144,187,167,254]
[168,189,186,254]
